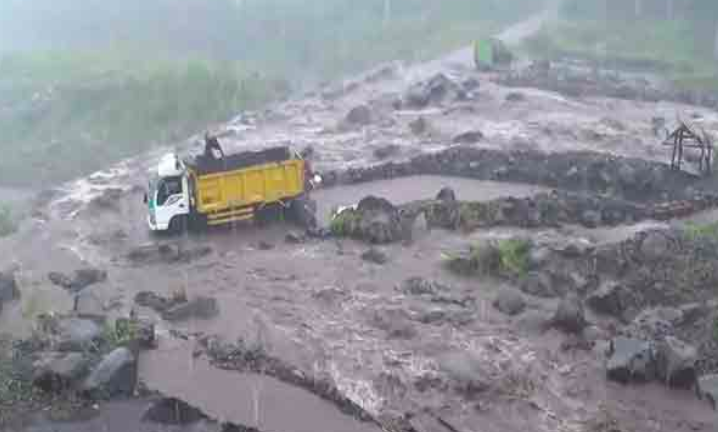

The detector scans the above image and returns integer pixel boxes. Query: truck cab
[146,153,191,232]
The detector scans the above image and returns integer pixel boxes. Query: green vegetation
[103,319,138,350]
[0,205,16,237]
[329,209,359,237]
[524,0,718,92]
[443,238,531,279]
[496,238,531,278]
[0,0,538,186]
[684,220,718,241]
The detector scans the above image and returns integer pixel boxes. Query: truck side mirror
[143,193,148,204]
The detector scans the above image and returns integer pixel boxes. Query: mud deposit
[4,5,718,432]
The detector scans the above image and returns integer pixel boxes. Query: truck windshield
[155,176,183,206]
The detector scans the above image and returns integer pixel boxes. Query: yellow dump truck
[146,146,317,232]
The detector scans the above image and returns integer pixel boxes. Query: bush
[443,238,530,278]
[496,238,531,278]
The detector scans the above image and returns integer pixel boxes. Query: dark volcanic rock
[285,231,307,244]
[505,92,526,102]
[552,294,587,334]
[586,281,627,317]
[342,196,405,244]
[520,271,557,298]
[371,308,417,339]
[82,347,137,399]
[607,337,655,383]
[373,144,401,160]
[438,351,490,398]
[345,104,373,126]
[493,289,526,316]
[48,268,107,292]
[33,352,89,393]
[56,318,103,352]
[361,247,388,265]
[142,397,208,425]
[404,73,462,109]
[134,291,184,313]
[400,277,438,296]
[162,296,219,322]
[436,187,456,202]
[452,130,484,144]
[655,336,697,388]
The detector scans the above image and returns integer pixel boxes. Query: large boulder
[493,289,526,316]
[142,397,208,425]
[627,307,681,342]
[639,230,674,261]
[48,268,107,292]
[370,308,417,339]
[586,281,628,318]
[134,291,183,313]
[438,351,490,398]
[33,352,90,393]
[655,336,697,388]
[361,248,388,265]
[55,318,103,352]
[334,196,405,244]
[552,294,587,334]
[82,347,137,399]
[162,296,219,322]
[344,104,373,126]
[404,73,463,109]
[520,271,558,298]
[452,130,484,144]
[606,337,655,383]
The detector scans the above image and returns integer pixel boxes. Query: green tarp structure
[474,39,494,69]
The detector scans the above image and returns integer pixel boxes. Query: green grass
[684,221,718,242]
[329,209,359,237]
[523,19,718,91]
[0,51,285,186]
[0,205,16,238]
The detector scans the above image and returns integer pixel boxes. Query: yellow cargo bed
[191,158,306,226]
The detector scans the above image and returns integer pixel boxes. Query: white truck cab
[146,153,191,232]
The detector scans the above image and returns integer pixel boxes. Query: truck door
[154,175,188,230]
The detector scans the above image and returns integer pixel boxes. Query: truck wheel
[168,215,189,235]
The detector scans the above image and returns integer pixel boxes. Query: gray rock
[493,289,526,316]
[552,295,587,334]
[56,318,103,352]
[345,104,373,126]
[373,144,401,160]
[361,248,388,265]
[162,296,219,322]
[586,281,627,317]
[452,130,484,144]
[142,397,207,425]
[82,347,136,399]
[134,291,181,313]
[640,230,673,261]
[436,187,456,202]
[74,291,105,318]
[516,309,552,334]
[628,307,681,341]
[697,374,718,410]
[505,92,526,102]
[655,337,697,388]
[0,270,19,303]
[580,210,602,228]
[400,277,437,295]
[33,352,89,393]
[404,73,461,108]
[520,271,557,298]
[409,117,429,135]
[438,351,490,397]
[48,268,107,292]
[606,337,655,383]
[371,308,416,339]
